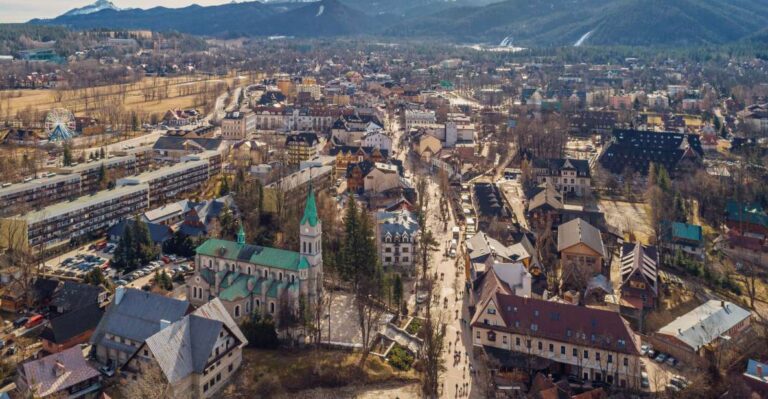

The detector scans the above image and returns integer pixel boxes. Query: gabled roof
[107,219,172,244]
[51,281,102,314]
[40,303,103,344]
[195,239,304,271]
[473,293,640,355]
[665,221,703,243]
[142,298,246,384]
[725,201,768,228]
[528,182,563,212]
[466,231,512,262]
[91,288,190,346]
[620,243,658,295]
[20,346,100,397]
[153,136,223,152]
[557,218,605,258]
[657,300,751,351]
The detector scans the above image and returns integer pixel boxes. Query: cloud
[0,0,229,23]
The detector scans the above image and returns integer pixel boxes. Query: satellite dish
[45,108,77,142]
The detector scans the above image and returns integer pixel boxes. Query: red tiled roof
[473,293,640,355]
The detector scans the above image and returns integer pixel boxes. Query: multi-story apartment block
[56,155,137,193]
[117,159,209,207]
[375,210,418,270]
[187,190,323,322]
[0,173,81,216]
[532,158,592,197]
[221,111,256,140]
[112,145,154,172]
[285,132,319,166]
[405,109,436,131]
[181,151,223,178]
[0,183,149,250]
[472,293,642,388]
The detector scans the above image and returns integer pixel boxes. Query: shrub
[387,345,414,371]
[405,318,423,336]
[254,374,284,397]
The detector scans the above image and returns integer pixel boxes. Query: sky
[0,0,230,23]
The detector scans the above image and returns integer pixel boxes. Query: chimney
[115,286,126,305]
[53,360,65,377]
[160,319,171,330]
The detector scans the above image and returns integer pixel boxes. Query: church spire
[236,222,246,245]
[300,185,319,227]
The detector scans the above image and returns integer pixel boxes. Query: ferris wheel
[45,108,77,142]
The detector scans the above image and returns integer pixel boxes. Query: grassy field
[219,348,419,399]
[0,74,247,117]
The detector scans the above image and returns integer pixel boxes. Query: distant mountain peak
[62,0,121,17]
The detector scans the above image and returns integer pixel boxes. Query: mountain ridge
[32,0,768,46]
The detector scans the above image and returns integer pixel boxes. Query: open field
[0,74,249,117]
[219,348,419,399]
[599,199,654,243]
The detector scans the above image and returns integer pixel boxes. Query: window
[596,352,601,361]
[403,257,409,262]
[583,350,589,359]
[234,305,240,318]
[143,349,149,357]
[204,383,209,392]
[515,337,520,346]
[560,346,565,355]
[385,257,392,262]
[537,341,542,350]
[402,247,409,253]
[228,364,233,373]
[476,331,480,339]
[487,308,496,315]
[549,344,553,352]
[526,340,531,349]
[502,336,508,345]
[608,354,613,363]
[217,373,221,382]
[623,357,628,366]
[572,348,577,357]
[385,247,392,253]
[487,331,496,342]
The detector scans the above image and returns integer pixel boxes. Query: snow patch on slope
[574,30,593,47]
[316,5,325,17]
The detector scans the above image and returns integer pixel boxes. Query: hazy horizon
[0,0,235,23]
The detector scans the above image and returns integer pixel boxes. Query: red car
[25,314,44,329]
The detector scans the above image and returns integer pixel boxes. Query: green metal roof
[670,222,703,242]
[725,201,768,228]
[298,256,310,270]
[300,189,319,227]
[219,275,250,301]
[195,239,303,271]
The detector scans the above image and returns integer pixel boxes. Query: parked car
[654,353,668,363]
[12,317,28,329]
[666,356,677,367]
[647,349,657,358]
[99,365,115,377]
[25,314,44,328]
[670,376,689,389]
[640,372,650,389]
[665,383,681,393]
[640,344,651,356]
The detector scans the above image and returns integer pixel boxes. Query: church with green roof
[187,189,323,322]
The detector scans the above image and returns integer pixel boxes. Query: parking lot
[43,242,115,280]
[43,241,194,292]
[639,343,693,394]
